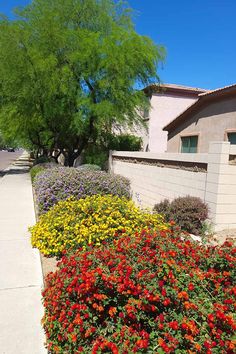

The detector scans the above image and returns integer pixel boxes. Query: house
[163,84,236,153]
[142,83,207,152]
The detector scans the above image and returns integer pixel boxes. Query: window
[181,136,198,153]
[227,132,236,144]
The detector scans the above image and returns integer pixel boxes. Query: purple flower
[34,167,130,214]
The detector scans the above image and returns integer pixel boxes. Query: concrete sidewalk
[0,152,46,354]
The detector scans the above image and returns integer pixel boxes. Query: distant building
[142,83,207,152]
[163,84,236,153]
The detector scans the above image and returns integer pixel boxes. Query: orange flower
[184,334,194,342]
[108,306,117,317]
[93,293,107,300]
[178,291,189,300]
[73,314,83,325]
[195,343,202,351]
[71,334,77,342]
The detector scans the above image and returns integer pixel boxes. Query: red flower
[188,283,194,291]
[163,298,171,306]
[169,321,179,330]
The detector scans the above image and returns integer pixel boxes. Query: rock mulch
[210,228,236,245]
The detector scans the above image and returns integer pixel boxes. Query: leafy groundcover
[42,228,236,353]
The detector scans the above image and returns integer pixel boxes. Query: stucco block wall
[113,160,206,208]
[205,143,236,230]
[167,97,236,153]
[110,142,236,232]
[149,94,197,152]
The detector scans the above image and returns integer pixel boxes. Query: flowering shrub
[154,196,209,235]
[33,167,130,214]
[77,164,101,171]
[30,162,58,182]
[42,229,236,353]
[30,195,165,256]
[30,165,45,182]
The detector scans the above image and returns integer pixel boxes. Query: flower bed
[42,229,236,353]
[30,194,166,256]
[33,167,130,214]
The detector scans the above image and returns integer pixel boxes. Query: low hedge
[42,229,236,353]
[33,167,130,214]
[154,196,209,235]
[30,194,166,256]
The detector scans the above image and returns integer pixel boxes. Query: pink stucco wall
[148,93,198,152]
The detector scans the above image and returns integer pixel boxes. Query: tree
[0,0,165,166]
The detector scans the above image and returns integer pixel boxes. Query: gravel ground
[210,228,236,245]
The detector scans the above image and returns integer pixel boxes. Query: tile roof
[199,83,236,96]
[163,83,236,132]
[144,83,209,96]
[160,83,208,92]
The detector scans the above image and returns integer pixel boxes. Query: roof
[163,83,236,132]
[199,83,236,96]
[144,83,208,97]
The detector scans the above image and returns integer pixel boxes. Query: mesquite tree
[0,0,165,165]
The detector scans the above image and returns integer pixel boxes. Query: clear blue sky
[1,0,235,90]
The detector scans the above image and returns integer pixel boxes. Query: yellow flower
[30,194,167,256]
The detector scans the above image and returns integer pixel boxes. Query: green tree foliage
[83,133,142,168]
[0,0,165,165]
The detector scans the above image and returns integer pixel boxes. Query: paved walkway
[0,152,46,354]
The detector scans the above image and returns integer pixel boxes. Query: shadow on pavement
[5,168,29,175]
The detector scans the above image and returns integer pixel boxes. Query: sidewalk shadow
[3,168,29,175]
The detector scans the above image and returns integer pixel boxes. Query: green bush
[30,165,45,182]
[83,151,107,169]
[110,134,142,151]
[83,134,142,169]
[154,195,208,235]
[33,155,53,165]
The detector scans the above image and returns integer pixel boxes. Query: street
[0,150,22,175]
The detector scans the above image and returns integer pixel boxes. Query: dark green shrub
[154,195,208,235]
[83,134,142,169]
[33,155,54,165]
[83,151,108,169]
[110,134,142,151]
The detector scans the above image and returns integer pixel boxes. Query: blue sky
[1,0,235,90]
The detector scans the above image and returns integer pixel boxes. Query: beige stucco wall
[149,93,197,152]
[110,143,236,232]
[112,159,207,208]
[167,97,236,152]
